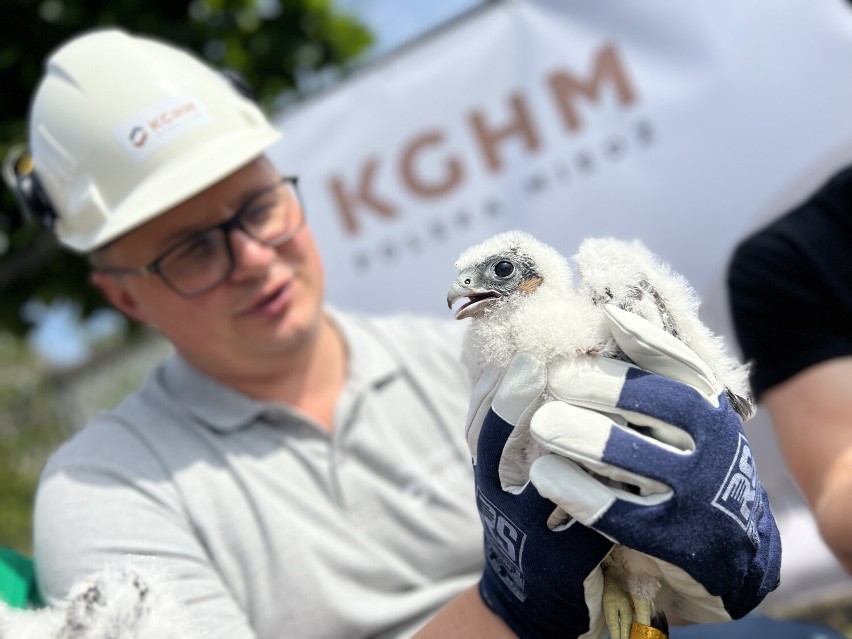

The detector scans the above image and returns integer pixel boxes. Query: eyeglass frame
[95,175,305,298]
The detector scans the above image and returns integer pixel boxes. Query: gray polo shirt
[34,312,483,638]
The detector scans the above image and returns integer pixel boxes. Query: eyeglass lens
[159,180,302,296]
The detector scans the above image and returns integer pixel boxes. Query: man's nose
[227,227,279,278]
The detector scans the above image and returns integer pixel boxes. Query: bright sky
[337,0,486,58]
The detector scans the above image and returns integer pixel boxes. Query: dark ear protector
[2,145,57,230]
[220,68,256,100]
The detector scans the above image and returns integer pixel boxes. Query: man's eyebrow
[155,220,220,256]
[152,179,279,255]
[158,188,267,255]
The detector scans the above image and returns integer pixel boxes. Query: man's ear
[90,271,150,325]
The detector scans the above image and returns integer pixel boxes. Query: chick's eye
[494,260,514,278]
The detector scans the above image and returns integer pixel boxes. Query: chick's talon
[603,571,632,639]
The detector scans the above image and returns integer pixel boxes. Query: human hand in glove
[466,353,615,639]
[464,306,780,638]
[527,307,781,625]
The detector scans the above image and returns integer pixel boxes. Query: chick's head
[447,230,571,321]
[448,230,600,375]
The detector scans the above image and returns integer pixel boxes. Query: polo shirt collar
[157,310,402,433]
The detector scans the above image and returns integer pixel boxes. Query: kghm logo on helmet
[147,101,200,133]
[129,126,148,148]
[712,433,761,547]
[114,93,210,162]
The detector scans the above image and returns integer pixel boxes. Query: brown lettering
[469,92,540,172]
[548,44,637,132]
[329,158,397,235]
[400,131,464,197]
[175,102,196,117]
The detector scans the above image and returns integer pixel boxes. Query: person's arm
[34,426,257,639]
[762,356,852,573]
[414,585,516,638]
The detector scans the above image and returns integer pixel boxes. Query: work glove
[527,305,781,623]
[466,353,614,639]
[466,305,781,638]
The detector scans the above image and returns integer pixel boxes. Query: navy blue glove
[528,306,781,623]
[465,357,614,639]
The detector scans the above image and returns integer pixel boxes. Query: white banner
[269,0,852,609]
[271,0,852,322]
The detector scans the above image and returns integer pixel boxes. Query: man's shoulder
[42,360,185,477]
[728,165,852,397]
[42,403,157,479]
[732,164,852,275]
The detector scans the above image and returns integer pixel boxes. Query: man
[9,28,779,638]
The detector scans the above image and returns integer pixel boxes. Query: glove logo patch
[712,433,760,547]
[477,488,528,601]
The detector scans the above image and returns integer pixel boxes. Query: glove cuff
[478,577,591,639]
[478,561,608,639]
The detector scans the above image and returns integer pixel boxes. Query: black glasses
[98,176,305,298]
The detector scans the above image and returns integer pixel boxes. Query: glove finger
[529,453,672,529]
[492,353,547,491]
[492,352,547,424]
[466,367,503,463]
[547,357,697,449]
[603,304,720,401]
[531,400,680,491]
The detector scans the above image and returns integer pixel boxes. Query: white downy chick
[447,230,754,639]
[447,230,603,380]
[573,237,753,419]
[0,556,205,639]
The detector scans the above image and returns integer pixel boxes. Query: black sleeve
[727,166,852,400]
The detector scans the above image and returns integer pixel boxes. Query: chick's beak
[446,279,468,310]
[447,273,500,320]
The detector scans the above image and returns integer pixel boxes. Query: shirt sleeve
[727,176,852,399]
[33,421,258,639]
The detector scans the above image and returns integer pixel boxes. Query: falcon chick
[0,556,204,639]
[447,230,754,639]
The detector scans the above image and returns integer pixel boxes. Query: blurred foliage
[0,337,65,553]
[0,328,173,555]
[0,0,373,336]
[0,406,65,556]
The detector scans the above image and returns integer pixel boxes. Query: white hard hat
[26,28,281,252]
